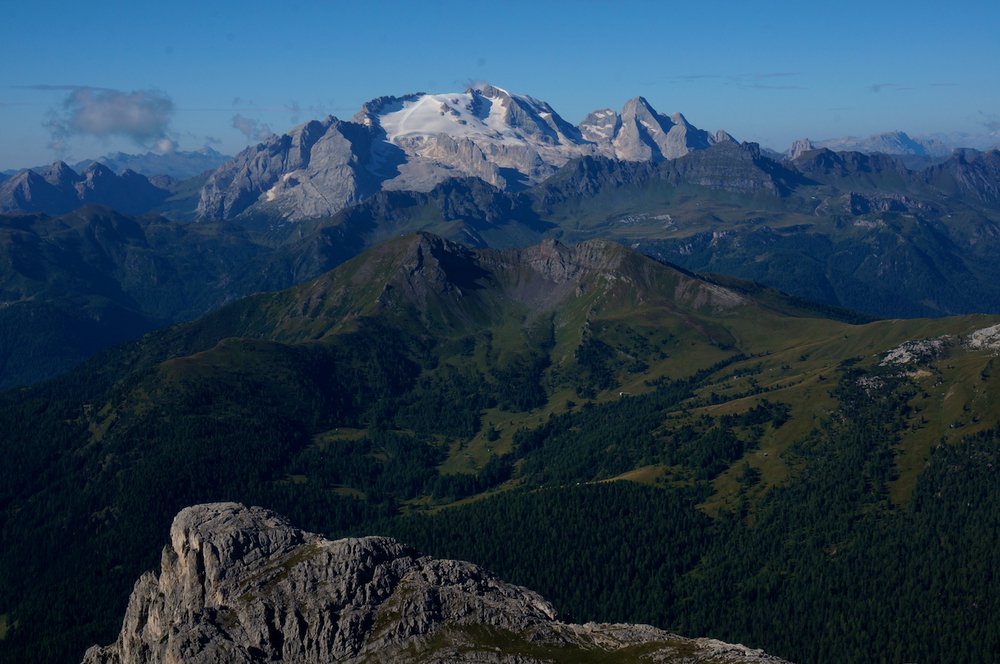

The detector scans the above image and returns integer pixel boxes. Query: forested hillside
[1,235,998,663]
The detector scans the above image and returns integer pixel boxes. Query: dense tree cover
[393,368,1000,663]
[1,320,997,664]
[389,482,714,625]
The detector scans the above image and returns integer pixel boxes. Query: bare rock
[83,502,791,664]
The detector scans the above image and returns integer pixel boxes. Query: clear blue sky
[2,0,998,170]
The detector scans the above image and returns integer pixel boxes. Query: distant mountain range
[0,161,171,215]
[1,147,230,181]
[2,83,1000,389]
[3,141,1000,387]
[72,146,230,180]
[2,85,996,225]
[194,84,737,221]
[787,131,953,159]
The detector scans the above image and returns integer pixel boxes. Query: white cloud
[45,87,174,152]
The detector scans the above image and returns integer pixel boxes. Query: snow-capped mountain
[196,84,734,221]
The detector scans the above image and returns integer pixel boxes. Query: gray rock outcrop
[83,502,790,664]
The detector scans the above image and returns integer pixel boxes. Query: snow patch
[264,172,298,202]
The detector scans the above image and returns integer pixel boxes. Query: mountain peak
[83,502,790,664]
[622,95,657,113]
[466,82,512,100]
[42,160,81,187]
[195,86,729,221]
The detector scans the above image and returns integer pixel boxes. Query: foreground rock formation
[83,503,789,663]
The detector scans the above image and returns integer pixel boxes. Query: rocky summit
[195,83,733,222]
[83,503,789,664]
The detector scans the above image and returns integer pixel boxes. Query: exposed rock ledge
[83,503,790,663]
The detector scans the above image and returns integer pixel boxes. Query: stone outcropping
[83,503,790,664]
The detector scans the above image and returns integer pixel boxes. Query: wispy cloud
[231,113,273,141]
[670,74,723,81]
[868,82,913,93]
[754,72,800,79]
[748,83,806,90]
[42,86,175,154]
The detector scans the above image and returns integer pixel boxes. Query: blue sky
[1,0,998,170]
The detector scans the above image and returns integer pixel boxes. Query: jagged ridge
[82,503,789,664]
[194,84,735,222]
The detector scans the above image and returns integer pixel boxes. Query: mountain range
[3,82,999,664]
[0,161,171,216]
[1,148,231,182]
[72,146,231,180]
[786,130,953,160]
[3,135,1000,387]
[2,234,998,663]
[194,84,737,222]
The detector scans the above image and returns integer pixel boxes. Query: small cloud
[153,138,177,154]
[43,86,174,154]
[930,82,960,87]
[231,113,273,141]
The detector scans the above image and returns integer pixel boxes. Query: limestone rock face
[195,117,381,221]
[194,85,735,222]
[83,502,791,664]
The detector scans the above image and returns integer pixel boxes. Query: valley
[1,82,999,664]
[1,234,998,662]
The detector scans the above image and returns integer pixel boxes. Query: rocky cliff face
[195,85,733,222]
[83,503,789,664]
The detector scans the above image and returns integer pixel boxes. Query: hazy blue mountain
[0,161,170,215]
[73,146,231,180]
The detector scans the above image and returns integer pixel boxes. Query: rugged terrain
[194,84,736,222]
[83,503,787,664]
[2,235,999,663]
[5,141,1000,387]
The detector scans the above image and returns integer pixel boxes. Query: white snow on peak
[379,92,514,144]
[639,119,661,134]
